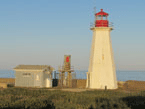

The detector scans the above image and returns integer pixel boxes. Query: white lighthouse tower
[86,9,118,89]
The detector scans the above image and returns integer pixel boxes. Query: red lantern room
[95,9,109,27]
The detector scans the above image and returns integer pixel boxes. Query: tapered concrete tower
[86,9,118,89]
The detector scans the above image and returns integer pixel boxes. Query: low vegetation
[0,87,145,109]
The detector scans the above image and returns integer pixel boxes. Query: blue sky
[0,0,145,71]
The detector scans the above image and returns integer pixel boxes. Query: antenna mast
[94,6,96,27]
[93,0,97,27]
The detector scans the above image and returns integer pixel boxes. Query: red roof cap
[95,9,109,16]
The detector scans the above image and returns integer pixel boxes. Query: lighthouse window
[97,16,102,20]
[103,16,107,20]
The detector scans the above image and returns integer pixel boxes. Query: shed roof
[14,65,54,71]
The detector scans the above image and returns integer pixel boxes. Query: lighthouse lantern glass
[95,9,109,27]
[97,15,102,20]
[103,15,107,20]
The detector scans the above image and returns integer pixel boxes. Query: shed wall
[15,71,35,87]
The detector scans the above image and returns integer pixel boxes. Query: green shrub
[7,84,14,87]
[92,97,131,109]
[0,96,54,109]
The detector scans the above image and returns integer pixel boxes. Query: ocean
[0,70,145,81]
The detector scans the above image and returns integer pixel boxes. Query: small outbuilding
[14,65,54,88]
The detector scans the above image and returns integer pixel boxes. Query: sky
[0,0,145,71]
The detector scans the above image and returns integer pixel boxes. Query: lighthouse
[86,9,118,89]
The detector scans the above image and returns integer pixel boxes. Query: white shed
[14,65,54,88]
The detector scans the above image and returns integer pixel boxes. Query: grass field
[1,80,145,108]
[0,86,145,109]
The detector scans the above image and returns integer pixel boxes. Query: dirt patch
[61,81,145,93]
[0,78,15,84]
[48,80,145,92]
[60,88,87,92]
[122,80,145,92]
[4,80,145,93]
[0,83,7,88]
[77,79,86,88]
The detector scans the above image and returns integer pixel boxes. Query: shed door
[46,74,52,87]
[35,73,41,87]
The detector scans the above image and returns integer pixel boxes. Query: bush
[7,84,14,87]
[0,96,54,109]
[89,97,131,109]
[122,96,145,109]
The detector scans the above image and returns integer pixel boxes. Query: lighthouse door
[88,73,90,87]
